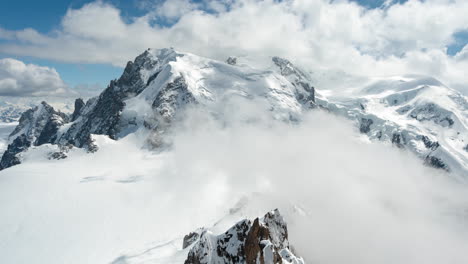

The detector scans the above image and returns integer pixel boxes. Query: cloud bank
[0,58,72,97]
[2,100,468,264]
[0,0,468,93]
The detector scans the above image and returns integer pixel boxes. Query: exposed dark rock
[185,209,302,264]
[0,135,31,170]
[421,135,440,151]
[152,76,197,122]
[0,102,69,170]
[146,71,160,86]
[0,49,317,172]
[183,232,201,249]
[58,50,166,147]
[392,133,405,148]
[425,155,450,171]
[227,57,237,65]
[408,103,455,127]
[376,131,383,140]
[272,56,315,108]
[36,113,69,146]
[86,136,99,153]
[48,144,73,160]
[359,118,374,134]
[71,98,85,122]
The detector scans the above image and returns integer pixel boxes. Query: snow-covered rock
[315,75,468,176]
[185,209,303,264]
[0,48,315,170]
[0,101,69,169]
[1,48,467,176]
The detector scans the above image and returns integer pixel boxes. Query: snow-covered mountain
[316,75,468,177]
[0,101,31,123]
[1,48,466,178]
[0,97,74,123]
[0,48,316,170]
[1,49,468,263]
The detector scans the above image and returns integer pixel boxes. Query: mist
[1,99,468,264]
[161,100,468,263]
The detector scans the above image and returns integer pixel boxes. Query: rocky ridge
[0,48,316,170]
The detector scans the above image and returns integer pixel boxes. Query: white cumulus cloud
[0,58,72,97]
[0,0,467,93]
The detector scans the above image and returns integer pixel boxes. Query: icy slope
[316,75,468,176]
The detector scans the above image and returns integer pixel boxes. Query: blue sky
[0,0,467,96]
[0,0,142,89]
[0,0,205,90]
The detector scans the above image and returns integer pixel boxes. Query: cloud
[2,98,468,263]
[164,106,468,263]
[0,58,74,97]
[0,0,467,93]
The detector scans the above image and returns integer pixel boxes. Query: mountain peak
[0,48,316,170]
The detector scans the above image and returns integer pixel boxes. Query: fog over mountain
[0,1,467,264]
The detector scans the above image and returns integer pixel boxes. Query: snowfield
[1,111,468,264]
[0,48,468,264]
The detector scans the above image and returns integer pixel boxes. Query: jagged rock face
[185,209,304,264]
[152,76,197,122]
[9,101,69,143]
[272,57,315,108]
[71,98,85,122]
[421,135,440,151]
[58,51,164,147]
[0,102,69,170]
[0,135,31,169]
[0,48,317,170]
[183,232,201,249]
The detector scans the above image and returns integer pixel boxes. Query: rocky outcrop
[0,49,317,170]
[227,57,237,65]
[272,57,315,108]
[183,232,201,249]
[152,76,197,122]
[359,118,374,134]
[425,155,450,171]
[58,56,152,146]
[421,135,440,151]
[185,209,304,264]
[0,135,31,169]
[0,102,69,170]
[71,98,85,122]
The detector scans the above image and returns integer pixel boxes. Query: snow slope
[1,48,468,264]
[2,48,466,176]
[0,48,315,170]
[316,74,468,177]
